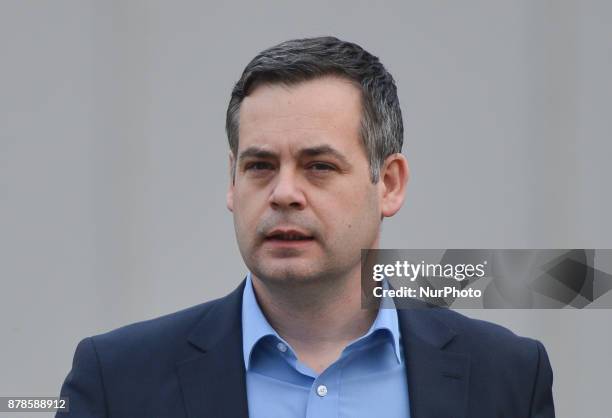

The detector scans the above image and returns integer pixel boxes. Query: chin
[252,263,325,284]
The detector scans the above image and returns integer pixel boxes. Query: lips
[265,228,314,241]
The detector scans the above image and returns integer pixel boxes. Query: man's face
[227,76,383,285]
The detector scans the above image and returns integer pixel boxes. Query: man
[57,37,555,417]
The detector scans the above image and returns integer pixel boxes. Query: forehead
[238,76,363,153]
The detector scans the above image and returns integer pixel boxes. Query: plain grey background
[1,1,611,416]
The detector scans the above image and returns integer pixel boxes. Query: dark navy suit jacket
[57,280,555,417]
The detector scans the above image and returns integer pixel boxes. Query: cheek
[322,187,379,236]
[349,189,381,238]
[233,187,269,238]
[232,191,254,232]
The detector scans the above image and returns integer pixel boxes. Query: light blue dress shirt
[242,273,411,418]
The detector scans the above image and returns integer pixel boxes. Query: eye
[307,162,336,172]
[245,161,274,171]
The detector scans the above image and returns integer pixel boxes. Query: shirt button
[316,385,328,397]
[276,342,287,353]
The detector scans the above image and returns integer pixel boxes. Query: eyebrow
[238,145,351,167]
[298,145,351,167]
[237,147,277,162]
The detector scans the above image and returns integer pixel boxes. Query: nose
[269,167,306,210]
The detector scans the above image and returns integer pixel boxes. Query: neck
[251,264,378,374]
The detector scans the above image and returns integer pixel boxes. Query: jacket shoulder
[95,298,217,342]
[435,308,542,357]
[88,294,230,369]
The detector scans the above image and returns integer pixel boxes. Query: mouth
[264,229,315,245]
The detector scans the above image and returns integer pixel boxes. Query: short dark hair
[225,36,403,183]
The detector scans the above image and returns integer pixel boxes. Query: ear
[379,153,409,218]
[226,152,235,212]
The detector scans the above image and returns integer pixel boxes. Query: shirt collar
[358,279,403,364]
[242,272,285,370]
[241,272,403,369]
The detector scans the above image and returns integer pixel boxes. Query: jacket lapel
[398,308,470,418]
[176,281,249,418]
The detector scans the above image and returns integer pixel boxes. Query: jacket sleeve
[56,337,108,417]
[529,340,555,418]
